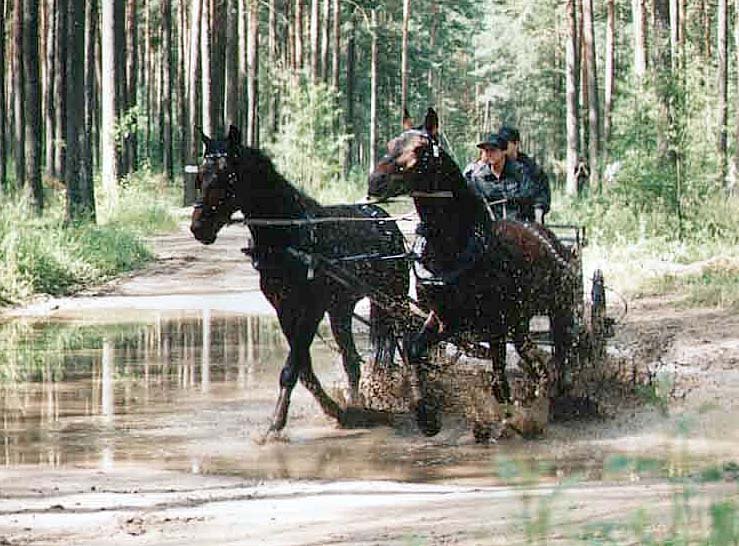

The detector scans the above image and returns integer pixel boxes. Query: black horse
[190,126,409,433]
[368,109,577,436]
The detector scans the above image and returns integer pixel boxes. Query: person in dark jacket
[498,126,551,223]
[463,133,537,222]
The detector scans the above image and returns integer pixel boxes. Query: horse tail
[369,300,398,369]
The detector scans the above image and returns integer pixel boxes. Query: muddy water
[0,311,713,488]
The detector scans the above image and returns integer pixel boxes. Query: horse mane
[239,146,321,213]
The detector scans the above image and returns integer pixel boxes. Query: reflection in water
[0,312,719,485]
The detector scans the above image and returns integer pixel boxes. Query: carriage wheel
[590,269,607,360]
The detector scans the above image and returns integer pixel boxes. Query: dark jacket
[516,152,551,217]
[463,158,538,221]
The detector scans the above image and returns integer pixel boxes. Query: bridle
[193,150,239,220]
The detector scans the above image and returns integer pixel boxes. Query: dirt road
[1,221,737,545]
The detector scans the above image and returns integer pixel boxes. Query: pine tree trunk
[66,0,87,220]
[369,9,377,175]
[565,0,580,196]
[604,0,614,148]
[734,0,739,189]
[225,0,239,129]
[343,13,355,177]
[582,0,600,190]
[12,0,25,189]
[114,0,126,176]
[201,0,212,136]
[246,0,259,147]
[101,0,119,208]
[144,0,151,162]
[23,0,41,210]
[43,0,54,177]
[267,0,278,138]
[83,0,96,215]
[717,0,728,186]
[632,0,647,78]
[211,0,225,136]
[185,0,202,205]
[125,0,137,173]
[331,0,339,90]
[0,0,5,192]
[53,0,67,179]
[704,0,712,58]
[310,0,318,82]
[295,0,303,70]
[400,0,410,126]
[162,0,174,180]
[238,0,248,136]
[320,0,329,82]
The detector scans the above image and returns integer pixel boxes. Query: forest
[1,0,738,304]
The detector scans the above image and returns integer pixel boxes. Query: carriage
[190,119,617,440]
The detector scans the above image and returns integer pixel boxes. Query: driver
[463,133,538,222]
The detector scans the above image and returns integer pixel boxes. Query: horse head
[190,125,243,245]
[368,108,446,199]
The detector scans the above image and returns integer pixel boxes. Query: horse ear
[402,108,413,130]
[424,108,439,136]
[228,125,241,145]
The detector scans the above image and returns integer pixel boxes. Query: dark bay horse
[368,109,577,436]
[190,126,409,433]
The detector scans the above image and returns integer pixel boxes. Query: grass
[548,191,739,311]
[0,168,179,306]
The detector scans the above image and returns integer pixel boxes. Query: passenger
[463,133,537,222]
[498,125,551,223]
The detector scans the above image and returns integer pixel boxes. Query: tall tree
[161,0,174,181]
[246,0,259,147]
[295,0,303,70]
[320,0,329,82]
[565,0,580,196]
[201,0,213,136]
[310,0,319,82]
[604,0,615,148]
[717,0,728,185]
[0,0,5,192]
[632,0,647,78]
[331,0,339,90]
[369,8,377,175]
[734,0,739,184]
[225,0,239,129]
[43,0,54,177]
[23,0,42,211]
[400,0,411,126]
[83,0,96,215]
[582,0,600,190]
[12,0,25,189]
[124,0,137,172]
[101,0,119,208]
[210,0,225,136]
[53,0,67,178]
[343,12,355,176]
[186,0,202,205]
[66,0,91,220]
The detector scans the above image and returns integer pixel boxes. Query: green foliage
[0,170,178,306]
[267,76,351,202]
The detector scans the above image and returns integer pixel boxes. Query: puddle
[0,311,730,488]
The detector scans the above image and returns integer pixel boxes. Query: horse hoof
[415,401,441,436]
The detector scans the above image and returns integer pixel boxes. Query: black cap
[476,133,508,150]
[499,126,520,143]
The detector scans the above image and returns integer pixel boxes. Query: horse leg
[512,318,550,398]
[403,312,442,436]
[489,336,511,404]
[327,302,363,406]
[550,307,576,397]
[270,301,341,432]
